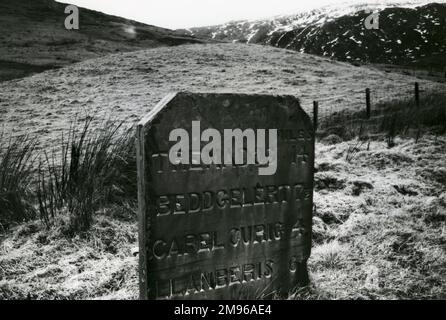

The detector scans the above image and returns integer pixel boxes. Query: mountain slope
[185,1,439,42]
[278,3,446,69]
[185,1,446,69]
[0,0,203,81]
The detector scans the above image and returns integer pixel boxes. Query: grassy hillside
[1,43,445,151]
[0,0,202,81]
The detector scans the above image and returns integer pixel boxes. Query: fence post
[415,82,420,107]
[365,88,371,119]
[313,101,319,132]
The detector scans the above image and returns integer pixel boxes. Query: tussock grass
[0,117,137,234]
[0,133,37,229]
[311,241,349,271]
[37,118,136,233]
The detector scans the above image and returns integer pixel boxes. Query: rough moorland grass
[0,118,136,234]
[37,118,136,233]
[0,133,37,230]
[2,135,444,300]
[290,135,446,300]
[0,94,445,299]
[0,213,138,300]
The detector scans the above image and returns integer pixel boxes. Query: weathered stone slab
[136,92,314,300]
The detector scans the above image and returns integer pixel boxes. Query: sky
[58,0,363,29]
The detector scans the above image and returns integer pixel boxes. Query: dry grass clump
[37,118,136,233]
[0,117,139,234]
[0,118,140,299]
[311,241,350,271]
[0,116,138,237]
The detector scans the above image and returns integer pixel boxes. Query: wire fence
[310,81,445,138]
